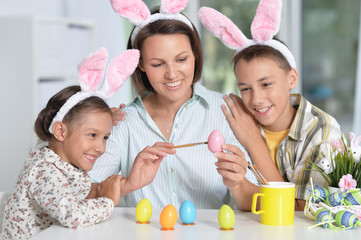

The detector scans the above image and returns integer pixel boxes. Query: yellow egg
[160,204,177,230]
[218,204,235,230]
[135,198,152,223]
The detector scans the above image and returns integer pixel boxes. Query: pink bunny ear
[356,136,361,146]
[160,0,189,14]
[78,47,108,91]
[102,49,140,97]
[350,132,356,143]
[251,0,282,42]
[199,7,249,50]
[110,0,150,26]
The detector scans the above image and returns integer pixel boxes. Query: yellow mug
[251,182,295,226]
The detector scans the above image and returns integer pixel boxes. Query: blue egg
[179,200,196,224]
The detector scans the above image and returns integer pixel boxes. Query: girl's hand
[214,144,249,190]
[98,174,124,206]
[125,142,176,192]
[222,94,261,150]
[111,103,127,125]
[86,183,100,199]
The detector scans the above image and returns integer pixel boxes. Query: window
[302,0,360,134]
[199,0,259,95]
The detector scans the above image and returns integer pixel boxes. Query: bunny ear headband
[198,0,296,69]
[110,0,193,46]
[48,48,140,133]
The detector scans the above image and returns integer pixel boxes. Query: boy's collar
[260,94,305,141]
[288,94,308,141]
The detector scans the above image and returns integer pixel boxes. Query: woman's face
[139,33,195,103]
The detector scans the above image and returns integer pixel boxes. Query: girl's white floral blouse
[1,146,114,239]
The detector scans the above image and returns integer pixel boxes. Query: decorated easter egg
[179,200,197,224]
[135,198,152,223]
[312,186,329,203]
[208,130,225,153]
[315,209,333,228]
[218,204,235,230]
[335,210,360,228]
[345,190,361,205]
[325,192,346,207]
[160,204,177,230]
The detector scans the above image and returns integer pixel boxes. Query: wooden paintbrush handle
[171,142,208,149]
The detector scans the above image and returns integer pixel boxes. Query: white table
[32,208,359,239]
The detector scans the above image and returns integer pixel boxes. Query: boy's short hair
[233,44,293,72]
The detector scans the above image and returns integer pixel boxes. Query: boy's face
[235,57,298,132]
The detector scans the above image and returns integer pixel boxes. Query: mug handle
[252,193,265,214]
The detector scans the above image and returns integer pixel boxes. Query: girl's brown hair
[34,85,112,141]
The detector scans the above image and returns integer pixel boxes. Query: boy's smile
[235,57,298,132]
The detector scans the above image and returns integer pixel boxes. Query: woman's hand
[222,94,261,150]
[111,103,126,125]
[125,142,176,192]
[215,144,261,211]
[214,144,248,190]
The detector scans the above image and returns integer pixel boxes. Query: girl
[1,49,174,239]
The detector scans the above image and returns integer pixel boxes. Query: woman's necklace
[152,94,170,134]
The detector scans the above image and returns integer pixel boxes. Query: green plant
[308,139,361,187]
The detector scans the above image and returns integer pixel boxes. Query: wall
[0,0,130,192]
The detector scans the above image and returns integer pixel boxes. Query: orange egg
[159,204,177,230]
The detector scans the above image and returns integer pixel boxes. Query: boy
[199,1,344,210]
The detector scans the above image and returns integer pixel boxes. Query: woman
[89,0,258,210]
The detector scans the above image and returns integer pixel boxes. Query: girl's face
[139,33,195,103]
[235,57,298,132]
[60,111,112,171]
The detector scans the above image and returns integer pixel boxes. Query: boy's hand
[111,103,127,125]
[222,94,261,150]
[125,142,176,192]
[98,175,124,206]
[223,94,283,182]
[214,144,248,190]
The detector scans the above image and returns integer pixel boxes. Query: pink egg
[208,130,225,153]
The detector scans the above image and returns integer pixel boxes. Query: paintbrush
[248,164,269,185]
[171,142,208,149]
[253,165,269,185]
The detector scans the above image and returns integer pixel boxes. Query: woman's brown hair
[127,10,203,96]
